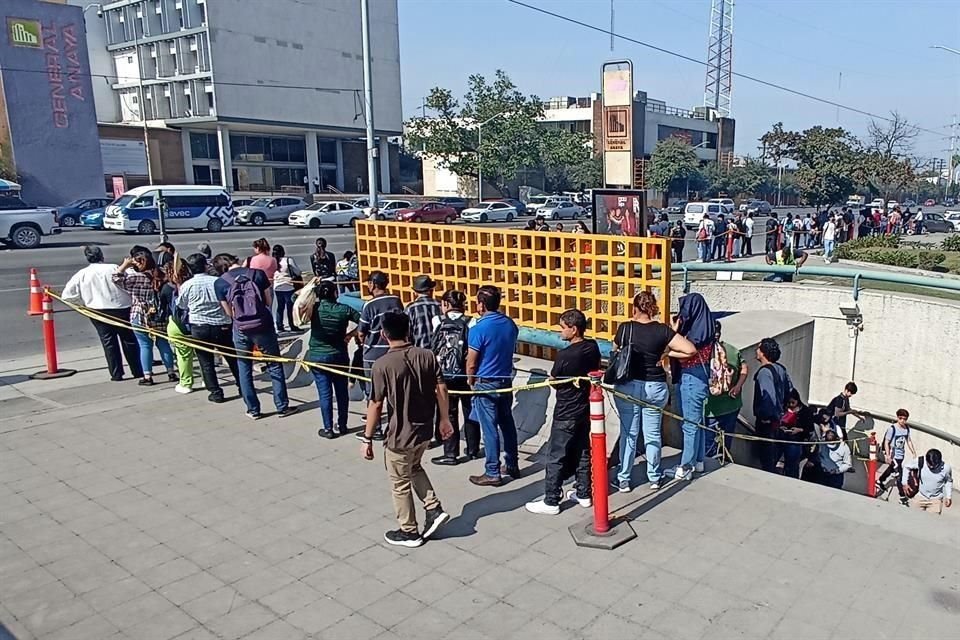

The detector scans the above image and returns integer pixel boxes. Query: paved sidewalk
[2,352,959,640]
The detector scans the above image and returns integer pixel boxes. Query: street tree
[789,126,862,206]
[861,111,920,199]
[648,138,699,193]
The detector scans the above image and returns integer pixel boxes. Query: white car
[525,195,560,215]
[946,211,960,232]
[709,198,735,211]
[365,200,412,220]
[461,201,517,223]
[869,198,885,210]
[539,201,583,220]
[683,202,727,229]
[288,201,365,228]
[886,200,900,211]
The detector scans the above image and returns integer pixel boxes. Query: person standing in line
[669,220,686,264]
[430,290,480,465]
[753,337,795,474]
[802,214,813,249]
[818,429,852,489]
[669,292,715,481]
[901,449,952,514]
[215,253,298,420]
[62,246,143,382]
[825,381,862,441]
[612,292,696,492]
[406,275,444,447]
[303,280,360,439]
[711,215,727,261]
[822,215,838,263]
[113,250,178,386]
[160,258,196,394]
[360,311,453,548]
[247,238,278,282]
[467,285,520,487]
[876,409,916,502]
[311,238,337,279]
[271,244,302,333]
[356,271,404,440]
[179,253,240,403]
[913,207,924,235]
[734,213,747,257]
[705,320,748,460]
[336,250,359,293]
[724,216,737,262]
[525,309,602,514]
[743,213,755,256]
[154,241,176,269]
[697,216,714,263]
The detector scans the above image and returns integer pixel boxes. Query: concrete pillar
[335,139,345,192]
[181,129,194,184]
[305,131,319,193]
[378,137,390,194]
[216,124,233,191]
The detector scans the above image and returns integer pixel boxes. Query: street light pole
[931,46,959,197]
[360,0,378,211]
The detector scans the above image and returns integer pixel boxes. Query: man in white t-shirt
[822,216,837,263]
[743,214,755,256]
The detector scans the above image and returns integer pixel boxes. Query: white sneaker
[566,489,592,508]
[674,466,692,481]
[650,480,661,491]
[695,462,705,473]
[525,499,560,516]
[174,384,194,394]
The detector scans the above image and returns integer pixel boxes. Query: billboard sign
[601,61,633,187]
[591,189,648,237]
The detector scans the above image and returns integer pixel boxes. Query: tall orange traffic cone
[27,268,43,316]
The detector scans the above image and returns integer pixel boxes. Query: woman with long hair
[113,249,176,385]
[670,292,714,480]
[271,244,302,332]
[302,279,359,438]
[248,237,278,280]
[612,291,696,492]
[160,256,196,393]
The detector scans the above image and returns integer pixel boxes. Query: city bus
[103,185,234,234]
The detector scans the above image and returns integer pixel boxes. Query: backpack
[226,270,267,332]
[145,287,169,327]
[431,314,469,379]
[708,341,733,396]
[903,456,923,498]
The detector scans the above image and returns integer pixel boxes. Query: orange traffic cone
[28,268,43,316]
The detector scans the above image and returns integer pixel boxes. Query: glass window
[230,134,245,159]
[320,167,337,189]
[271,137,289,162]
[245,135,264,159]
[190,132,208,159]
[289,138,306,163]
[318,139,337,164]
[193,165,212,184]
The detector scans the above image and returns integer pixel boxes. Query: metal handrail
[836,409,960,449]
[677,262,960,300]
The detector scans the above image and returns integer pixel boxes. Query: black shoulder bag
[603,322,634,385]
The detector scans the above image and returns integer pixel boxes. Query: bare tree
[866,111,918,158]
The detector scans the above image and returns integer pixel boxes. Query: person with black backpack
[752,337,796,473]
[214,253,298,420]
[430,290,479,465]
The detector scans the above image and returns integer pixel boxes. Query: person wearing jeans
[705,321,748,460]
[610,292,696,492]
[466,286,520,487]
[272,245,302,332]
[303,280,359,438]
[132,323,176,382]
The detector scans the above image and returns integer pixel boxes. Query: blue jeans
[234,329,288,415]
[310,352,350,432]
[677,366,709,470]
[274,289,296,331]
[698,241,710,262]
[614,379,669,483]
[776,442,804,478]
[706,411,739,458]
[133,323,174,377]
[472,380,518,478]
[823,238,835,260]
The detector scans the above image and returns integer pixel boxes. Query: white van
[684,201,728,229]
[103,185,234,234]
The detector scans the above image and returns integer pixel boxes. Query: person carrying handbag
[272,244,303,332]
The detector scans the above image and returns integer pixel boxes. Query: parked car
[903,200,917,208]
[395,202,458,224]
[913,212,954,234]
[886,200,900,211]
[103,186,234,234]
[366,200,413,220]
[80,209,107,229]
[539,200,583,220]
[746,200,773,216]
[683,202,727,229]
[667,200,687,214]
[235,196,306,226]
[924,199,937,207]
[869,198,886,210]
[0,196,61,249]
[709,197,735,211]
[54,197,112,227]
[493,198,527,215]
[945,198,956,206]
[436,196,470,213]
[461,201,517,223]
[288,201,365,228]
[525,194,562,215]
[231,198,256,208]
[945,211,960,232]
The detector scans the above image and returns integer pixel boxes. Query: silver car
[539,200,584,220]
[746,200,773,216]
[235,197,307,225]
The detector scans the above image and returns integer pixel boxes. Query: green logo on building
[7,18,42,48]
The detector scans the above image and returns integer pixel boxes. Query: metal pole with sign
[157,189,168,243]
[601,60,634,188]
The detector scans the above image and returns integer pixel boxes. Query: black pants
[712,237,726,260]
[544,418,591,506]
[191,324,239,397]
[444,378,480,458]
[90,308,142,380]
[743,236,753,256]
[877,459,905,497]
[671,244,683,264]
[755,418,779,473]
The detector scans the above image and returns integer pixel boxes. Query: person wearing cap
[155,241,176,268]
[406,275,443,446]
[356,270,404,440]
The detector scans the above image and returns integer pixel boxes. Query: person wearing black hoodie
[670,293,714,481]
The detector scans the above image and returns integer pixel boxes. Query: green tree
[405,71,592,196]
[0,154,16,182]
[791,126,861,205]
[648,138,699,193]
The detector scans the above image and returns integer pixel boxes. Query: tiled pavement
[1,356,959,639]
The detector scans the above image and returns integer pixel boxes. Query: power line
[505,0,951,139]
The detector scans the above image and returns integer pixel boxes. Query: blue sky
[398,0,960,160]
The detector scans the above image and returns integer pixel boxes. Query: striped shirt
[406,296,442,349]
[358,293,403,364]
[177,274,231,326]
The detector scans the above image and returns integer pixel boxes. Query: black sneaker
[246,411,262,421]
[422,508,450,540]
[370,430,386,442]
[384,529,422,548]
[317,429,337,439]
[207,392,225,404]
[167,372,179,383]
[277,406,299,418]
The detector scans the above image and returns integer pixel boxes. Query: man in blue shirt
[466,285,519,487]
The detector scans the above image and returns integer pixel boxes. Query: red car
[924,199,937,207]
[395,202,458,224]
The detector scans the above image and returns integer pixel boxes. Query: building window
[288,138,306,163]
[320,167,338,190]
[190,132,219,160]
[193,165,213,184]
[318,139,337,164]
[657,125,714,148]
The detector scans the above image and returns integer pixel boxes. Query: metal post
[360,0,378,210]
[134,28,153,184]
[477,125,483,202]
[157,188,168,242]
